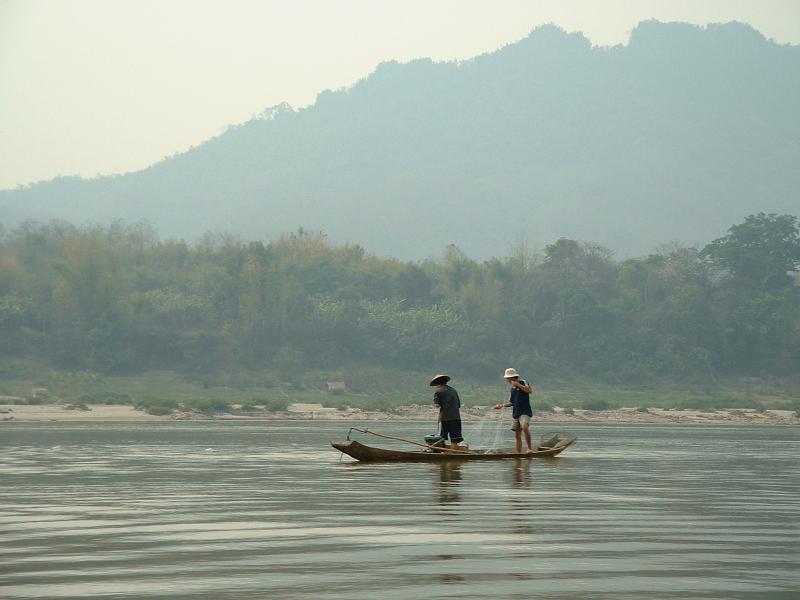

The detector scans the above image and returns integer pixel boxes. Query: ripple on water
[0,422,798,599]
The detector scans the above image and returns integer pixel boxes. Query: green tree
[702,213,800,291]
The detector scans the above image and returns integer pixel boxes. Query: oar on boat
[346,427,471,454]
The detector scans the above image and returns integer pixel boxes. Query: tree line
[1,213,798,384]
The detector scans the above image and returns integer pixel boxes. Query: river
[1,421,798,599]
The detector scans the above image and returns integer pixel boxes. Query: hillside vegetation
[1,214,799,415]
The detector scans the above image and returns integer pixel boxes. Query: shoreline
[1,404,797,425]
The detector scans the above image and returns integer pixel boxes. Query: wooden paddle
[353,427,471,454]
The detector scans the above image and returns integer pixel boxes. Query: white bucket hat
[503,367,519,378]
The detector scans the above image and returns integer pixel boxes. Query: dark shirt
[509,379,532,419]
[434,385,461,421]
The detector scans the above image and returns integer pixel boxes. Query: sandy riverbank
[1,403,797,425]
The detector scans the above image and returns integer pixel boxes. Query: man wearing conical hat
[494,368,535,453]
[429,374,463,450]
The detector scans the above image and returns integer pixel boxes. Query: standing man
[494,368,534,453]
[430,374,463,450]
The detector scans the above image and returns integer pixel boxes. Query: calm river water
[1,421,798,599]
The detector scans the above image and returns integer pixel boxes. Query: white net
[468,406,509,450]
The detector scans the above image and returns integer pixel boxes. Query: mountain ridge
[2,20,798,259]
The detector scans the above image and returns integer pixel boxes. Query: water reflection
[507,459,536,536]
[510,458,532,488]
[432,553,466,585]
[436,461,462,505]
[2,422,798,600]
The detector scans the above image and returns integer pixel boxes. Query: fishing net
[468,405,508,450]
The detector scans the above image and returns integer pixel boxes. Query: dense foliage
[1,213,798,384]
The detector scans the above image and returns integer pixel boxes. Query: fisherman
[430,374,463,450]
[494,367,535,453]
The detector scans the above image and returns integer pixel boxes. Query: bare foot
[526,448,534,454]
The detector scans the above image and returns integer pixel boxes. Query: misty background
[3,6,799,599]
[2,19,799,257]
[1,1,799,410]
[3,0,800,190]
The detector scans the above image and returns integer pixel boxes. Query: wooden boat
[332,436,576,463]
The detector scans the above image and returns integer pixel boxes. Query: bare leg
[514,431,522,453]
[522,423,533,453]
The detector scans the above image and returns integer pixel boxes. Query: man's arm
[493,401,512,410]
[511,380,533,394]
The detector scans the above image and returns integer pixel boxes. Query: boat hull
[331,438,576,462]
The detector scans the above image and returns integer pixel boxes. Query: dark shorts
[440,419,463,443]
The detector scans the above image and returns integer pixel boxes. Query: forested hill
[2,20,799,259]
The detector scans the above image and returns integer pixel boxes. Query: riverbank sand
[1,404,797,425]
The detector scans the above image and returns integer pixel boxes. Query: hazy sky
[1,0,799,190]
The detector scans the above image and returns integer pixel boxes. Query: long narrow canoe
[331,437,576,462]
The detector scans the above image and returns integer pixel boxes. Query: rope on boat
[347,427,471,454]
